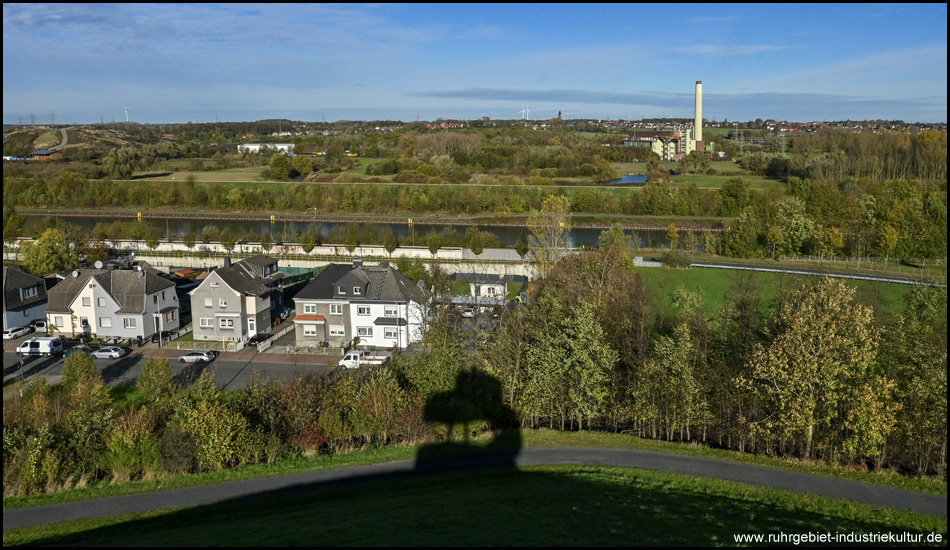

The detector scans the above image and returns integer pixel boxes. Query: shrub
[661,249,693,268]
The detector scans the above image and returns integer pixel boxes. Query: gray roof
[3,266,48,311]
[295,264,354,300]
[461,248,523,261]
[46,268,174,314]
[209,257,283,297]
[295,263,421,303]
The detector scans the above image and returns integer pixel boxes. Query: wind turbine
[519,103,531,121]
[125,107,129,122]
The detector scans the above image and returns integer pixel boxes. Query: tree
[383,228,398,258]
[426,232,441,259]
[877,225,899,272]
[741,279,896,461]
[666,223,679,250]
[220,227,236,253]
[21,228,82,275]
[268,153,293,180]
[260,232,273,252]
[467,227,484,256]
[183,231,197,250]
[514,232,530,260]
[527,195,572,279]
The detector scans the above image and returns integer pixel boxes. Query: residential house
[2,266,48,330]
[45,265,179,340]
[293,261,424,349]
[189,255,285,342]
[450,273,513,307]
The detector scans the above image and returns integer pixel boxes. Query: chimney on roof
[353,257,363,268]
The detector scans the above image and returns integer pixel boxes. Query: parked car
[63,345,93,358]
[3,326,32,339]
[247,333,272,347]
[29,319,49,333]
[151,330,177,343]
[90,346,128,359]
[461,306,476,318]
[178,350,216,364]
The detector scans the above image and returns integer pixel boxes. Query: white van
[16,337,64,358]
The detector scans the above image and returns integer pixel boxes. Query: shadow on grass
[416,367,521,475]
[5,370,945,546]
[11,466,939,547]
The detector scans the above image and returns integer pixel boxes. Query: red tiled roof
[294,314,326,322]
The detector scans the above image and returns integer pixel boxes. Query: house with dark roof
[30,150,64,161]
[2,267,48,330]
[189,255,285,343]
[293,260,424,349]
[45,265,178,340]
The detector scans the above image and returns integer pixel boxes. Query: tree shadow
[415,368,522,474]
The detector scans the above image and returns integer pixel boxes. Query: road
[2,447,944,530]
[3,344,335,395]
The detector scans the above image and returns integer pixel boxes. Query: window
[99,317,112,328]
[384,305,398,317]
[357,305,371,316]
[329,325,345,336]
[82,297,91,307]
[21,286,38,299]
[219,298,228,308]
[304,304,317,314]
[55,316,64,327]
[303,326,317,336]
[330,304,343,315]
[357,326,373,337]
[153,295,158,304]
[219,318,234,328]
[98,297,106,307]
[205,298,212,308]
[200,318,214,328]
[165,311,176,322]
[338,285,346,294]
[353,286,361,295]
[384,327,398,339]
[124,318,137,329]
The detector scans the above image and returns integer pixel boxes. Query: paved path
[3,447,945,530]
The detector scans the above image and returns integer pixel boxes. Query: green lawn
[4,462,944,546]
[635,265,913,320]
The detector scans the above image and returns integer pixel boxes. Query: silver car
[3,326,32,339]
[178,350,216,364]
[90,346,128,359]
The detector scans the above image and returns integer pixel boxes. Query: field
[635,265,914,320]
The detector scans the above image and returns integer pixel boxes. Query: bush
[661,250,693,268]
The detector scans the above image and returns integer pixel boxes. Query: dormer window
[338,285,346,294]
[353,286,361,295]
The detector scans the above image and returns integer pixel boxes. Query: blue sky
[3,3,947,124]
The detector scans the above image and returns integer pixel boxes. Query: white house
[293,261,424,349]
[45,265,179,341]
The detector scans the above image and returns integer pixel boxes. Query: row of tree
[4,226,944,497]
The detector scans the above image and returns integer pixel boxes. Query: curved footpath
[3,447,945,530]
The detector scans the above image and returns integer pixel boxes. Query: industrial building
[623,81,706,161]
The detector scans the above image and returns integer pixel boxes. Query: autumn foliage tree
[740,278,898,461]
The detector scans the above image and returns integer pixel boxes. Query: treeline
[484,238,946,475]
[3,236,945,497]
[743,129,947,184]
